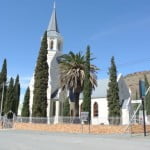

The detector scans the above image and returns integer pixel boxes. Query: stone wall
[14,123,128,134]
[131,125,150,134]
[2,123,150,134]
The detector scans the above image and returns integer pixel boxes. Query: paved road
[0,130,150,150]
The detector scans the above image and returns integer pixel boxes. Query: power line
[100,58,150,72]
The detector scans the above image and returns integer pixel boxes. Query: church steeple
[47,2,63,51]
[47,2,60,36]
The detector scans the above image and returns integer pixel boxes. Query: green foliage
[59,50,97,117]
[14,75,20,115]
[0,59,20,116]
[144,75,150,115]
[32,31,49,117]
[21,87,30,117]
[107,56,120,124]
[0,59,7,114]
[59,52,85,116]
[63,98,70,116]
[4,78,15,114]
[82,46,92,117]
[0,59,7,83]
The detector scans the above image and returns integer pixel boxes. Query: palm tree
[59,51,98,116]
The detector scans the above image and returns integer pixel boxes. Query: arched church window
[50,40,54,49]
[93,102,98,117]
[71,110,74,116]
[52,101,56,116]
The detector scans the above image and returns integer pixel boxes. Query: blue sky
[0,0,150,101]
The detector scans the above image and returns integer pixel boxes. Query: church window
[93,102,98,117]
[52,101,56,116]
[51,40,54,49]
[71,110,74,116]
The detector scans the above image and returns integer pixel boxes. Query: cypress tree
[4,78,14,114]
[32,31,49,117]
[63,98,70,116]
[107,56,120,124]
[0,59,7,83]
[82,46,92,118]
[0,59,7,115]
[144,75,150,115]
[21,87,30,117]
[14,75,20,115]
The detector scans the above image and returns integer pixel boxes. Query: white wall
[78,74,131,125]
[91,98,109,125]
[79,98,109,125]
[118,74,131,124]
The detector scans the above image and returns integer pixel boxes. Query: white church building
[79,74,132,125]
[29,4,132,125]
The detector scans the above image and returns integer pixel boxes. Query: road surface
[0,130,150,150]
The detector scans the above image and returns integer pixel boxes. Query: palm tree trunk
[74,92,80,117]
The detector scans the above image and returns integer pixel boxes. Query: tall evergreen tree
[63,98,70,116]
[21,87,30,117]
[0,59,7,115]
[82,46,92,118]
[32,31,49,117]
[14,75,20,115]
[107,56,120,124]
[144,75,150,115]
[4,77,14,114]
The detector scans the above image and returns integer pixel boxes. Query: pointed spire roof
[47,2,59,35]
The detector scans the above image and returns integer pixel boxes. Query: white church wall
[47,51,61,117]
[117,74,131,124]
[91,98,109,125]
[122,104,130,125]
[79,98,109,125]
[77,75,131,125]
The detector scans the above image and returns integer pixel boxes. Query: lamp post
[139,80,150,136]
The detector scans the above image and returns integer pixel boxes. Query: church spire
[47,2,59,35]
[53,1,56,9]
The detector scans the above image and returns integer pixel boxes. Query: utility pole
[0,82,5,116]
[139,80,150,137]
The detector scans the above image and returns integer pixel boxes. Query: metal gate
[0,114,14,129]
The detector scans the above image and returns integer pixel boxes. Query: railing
[14,116,123,125]
[15,116,81,124]
[1,115,150,126]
